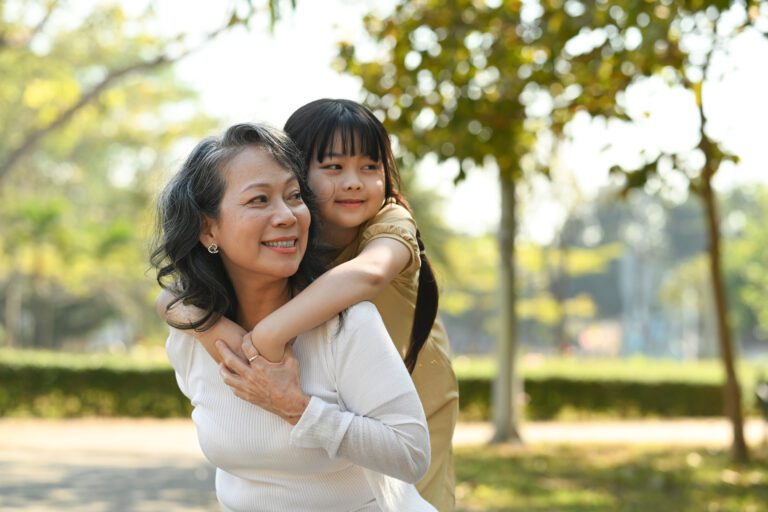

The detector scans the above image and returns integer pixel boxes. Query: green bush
[0,363,191,418]
[0,350,757,420]
[458,377,729,421]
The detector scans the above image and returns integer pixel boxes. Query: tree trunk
[491,171,522,443]
[700,172,749,463]
[3,273,22,347]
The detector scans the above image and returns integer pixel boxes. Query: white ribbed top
[167,302,436,512]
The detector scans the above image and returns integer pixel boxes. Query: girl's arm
[155,289,247,363]
[250,237,411,361]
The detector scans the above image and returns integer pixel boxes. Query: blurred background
[2,0,768,509]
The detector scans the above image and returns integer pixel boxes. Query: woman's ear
[199,215,217,249]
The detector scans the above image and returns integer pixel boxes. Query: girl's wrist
[251,318,283,351]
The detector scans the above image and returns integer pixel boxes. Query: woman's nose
[272,200,297,226]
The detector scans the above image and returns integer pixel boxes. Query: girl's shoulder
[369,200,415,227]
[358,201,420,276]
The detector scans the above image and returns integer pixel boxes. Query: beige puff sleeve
[359,202,421,277]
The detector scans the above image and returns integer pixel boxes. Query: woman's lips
[261,238,298,254]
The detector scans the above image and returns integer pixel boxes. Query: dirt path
[0,417,764,511]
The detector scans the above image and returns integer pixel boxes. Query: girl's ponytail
[403,229,439,373]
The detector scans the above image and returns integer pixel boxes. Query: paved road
[0,417,764,511]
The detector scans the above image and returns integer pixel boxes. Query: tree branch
[0,7,251,184]
[0,0,59,50]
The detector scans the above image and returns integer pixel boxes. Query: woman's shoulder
[345,301,381,324]
[321,302,381,338]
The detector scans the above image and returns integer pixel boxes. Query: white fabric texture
[167,301,435,512]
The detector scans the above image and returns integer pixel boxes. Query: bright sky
[145,1,768,240]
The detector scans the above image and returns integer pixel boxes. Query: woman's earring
[207,242,219,254]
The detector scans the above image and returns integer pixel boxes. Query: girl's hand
[216,340,308,425]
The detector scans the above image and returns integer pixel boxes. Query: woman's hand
[216,339,309,425]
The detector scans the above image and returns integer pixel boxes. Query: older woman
[151,123,435,512]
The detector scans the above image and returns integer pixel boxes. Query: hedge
[458,377,728,421]
[0,364,191,418]
[0,360,746,420]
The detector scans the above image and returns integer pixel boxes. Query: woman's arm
[155,289,247,363]
[288,303,430,483]
[250,237,411,361]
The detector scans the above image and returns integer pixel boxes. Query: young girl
[159,99,459,511]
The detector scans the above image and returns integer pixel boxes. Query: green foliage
[2,349,763,421]
[459,377,728,421]
[0,1,229,348]
[455,444,768,511]
[726,188,768,338]
[0,365,190,418]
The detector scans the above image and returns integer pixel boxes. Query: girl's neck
[231,277,292,331]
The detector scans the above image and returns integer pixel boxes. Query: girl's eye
[320,164,341,171]
[288,190,303,202]
[363,164,382,171]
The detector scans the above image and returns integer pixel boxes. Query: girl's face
[201,146,310,284]
[308,134,386,246]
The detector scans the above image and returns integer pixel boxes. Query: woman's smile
[261,237,299,254]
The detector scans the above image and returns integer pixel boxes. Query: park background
[1,0,768,510]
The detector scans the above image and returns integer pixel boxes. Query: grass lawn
[454,444,768,511]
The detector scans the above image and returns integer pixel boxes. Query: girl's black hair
[150,122,325,331]
[284,99,438,373]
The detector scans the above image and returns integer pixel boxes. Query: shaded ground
[0,418,764,511]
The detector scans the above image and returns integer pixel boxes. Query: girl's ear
[199,215,217,249]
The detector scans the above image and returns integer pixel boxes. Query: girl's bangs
[313,114,386,164]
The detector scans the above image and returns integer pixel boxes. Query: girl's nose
[342,172,363,191]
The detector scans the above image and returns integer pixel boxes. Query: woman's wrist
[282,393,310,425]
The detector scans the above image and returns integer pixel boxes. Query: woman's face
[201,145,310,283]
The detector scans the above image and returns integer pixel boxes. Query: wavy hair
[150,123,324,331]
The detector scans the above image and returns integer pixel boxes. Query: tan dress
[331,200,459,511]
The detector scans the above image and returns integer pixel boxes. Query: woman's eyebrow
[240,182,270,193]
[240,175,299,193]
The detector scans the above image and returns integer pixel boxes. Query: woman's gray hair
[150,122,324,331]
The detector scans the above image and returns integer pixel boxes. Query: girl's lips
[336,199,365,208]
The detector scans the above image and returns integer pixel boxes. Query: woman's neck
[231,278,292,331]
[320,223,360,251]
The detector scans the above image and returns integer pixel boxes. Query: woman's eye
[288,191,303,202]
[247,195,268,205]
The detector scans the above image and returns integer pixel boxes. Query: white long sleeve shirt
[166,302,435,512]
